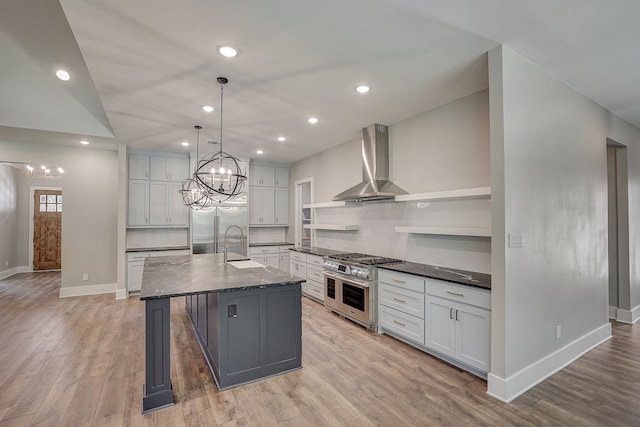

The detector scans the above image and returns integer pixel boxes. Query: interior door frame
[294,177,313,248]
[29,185,62,272]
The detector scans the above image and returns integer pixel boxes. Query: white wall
[289,89,491,272]
[0,163,19,274]
[488,45,640,402]
[1,139,118,291]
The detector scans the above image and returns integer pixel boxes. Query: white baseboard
[486,322,612,403]
[115,288,128,300]
[59,282,117,298]
[0,267,19,280]
[616,304,640,324]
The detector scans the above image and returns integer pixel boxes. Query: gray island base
[139,253,303,414]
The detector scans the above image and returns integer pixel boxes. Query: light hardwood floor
[1,272,639,426]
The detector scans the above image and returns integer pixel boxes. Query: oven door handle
[340,279,369,289]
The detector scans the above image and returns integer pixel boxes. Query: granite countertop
[288,246,346,257]
[249,242,294,247]
[379,262,491,290]
[126,246,190,253]
[140,253,304,300]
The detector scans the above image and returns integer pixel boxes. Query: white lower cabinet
[378,269,491,376]
[289,251,324,302]
[127,249,190,293]
[249,245,293,270]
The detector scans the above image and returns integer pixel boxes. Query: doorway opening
[606,139,630,321]
[294,178,312,248]
[30,187,63,271]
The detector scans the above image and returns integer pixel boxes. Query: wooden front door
[33,189,62,270]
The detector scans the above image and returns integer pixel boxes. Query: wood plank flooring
[1,272,640,426]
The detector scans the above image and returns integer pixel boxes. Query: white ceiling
[2,0,639,164]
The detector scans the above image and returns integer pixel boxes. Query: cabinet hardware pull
[393,320,406,327]
[450,308,453,319]
[393,298,407,303]
[393,279,406,283]
[446,291,464,297]
[455,310,459,321]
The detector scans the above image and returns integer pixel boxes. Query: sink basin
[228,260,265,269]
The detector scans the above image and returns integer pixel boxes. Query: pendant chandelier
[25,164,64,179]
[180,77,247,209]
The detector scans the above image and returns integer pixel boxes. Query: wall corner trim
[486,322,612,402]
[59,282,117,298]
[115,288,128,300]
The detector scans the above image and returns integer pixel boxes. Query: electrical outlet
[556,325,562,340]
[5,260,8,267]
[82,273,89,281]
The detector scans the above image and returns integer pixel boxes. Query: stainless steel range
[323,252,401,330]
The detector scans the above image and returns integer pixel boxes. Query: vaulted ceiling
[2,0,639,163]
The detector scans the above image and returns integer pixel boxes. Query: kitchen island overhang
[139,253,304,414]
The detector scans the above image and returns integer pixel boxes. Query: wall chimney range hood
[333,124,407,202]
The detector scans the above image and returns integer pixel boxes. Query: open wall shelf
[395,186,491,202]
[395,226,491,238]
[304,224,359,231]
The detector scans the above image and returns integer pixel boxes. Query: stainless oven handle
[340,279,370,289]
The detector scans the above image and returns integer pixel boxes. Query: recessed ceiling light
[355,85,370,94]
[202,105,214,113]
[307,117,319,125]
[218,45,238,58]
[277,136,286,142]
[79,140,90,145]
[256,149,264,155]
[181,141,190,147]
[56,69,70,81]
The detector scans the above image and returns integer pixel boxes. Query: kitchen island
[139,253,304,414]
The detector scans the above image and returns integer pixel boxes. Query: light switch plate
[508,233,524,248]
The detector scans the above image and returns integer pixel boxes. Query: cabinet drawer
[426,279,490,310]
[306,279,324,302]
[379,283,425,319]
[378,270,425,293]
[127,252,150,261]
[379,305,425,345]
[306,265,324,283]
[290,251,307,262]
[149,249,190,257]
[307,254,324,267]
[250,246,278,255]
[279,245,294,253]
[290,260,307,279]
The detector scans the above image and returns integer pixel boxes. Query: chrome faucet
[223,225,245,264]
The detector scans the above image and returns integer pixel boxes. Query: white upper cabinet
[128,152,189,228]
[275,167,289,188]
[150,157,189,181]
[248,164,289,227]
[129,155,150,179]
[249,165,276,187]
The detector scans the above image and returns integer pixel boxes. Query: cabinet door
[261,187,275,223]
[128,180,149,225]
[275,187,289,225]
[168,158,189,181]
[275,167,289,188]
[168,182,188,225]
[249,187,262,225]
[279,253,290,273]
[290,259,306,279]
[455,303,491,372]
[150,157,170,181]
[129,155,149,179]
[149,182,169,225]
[425,295,456,357]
